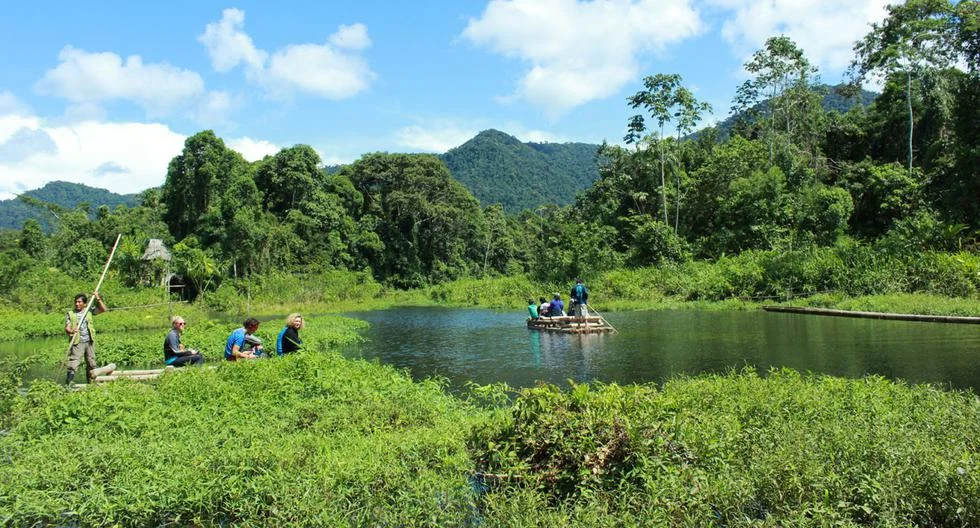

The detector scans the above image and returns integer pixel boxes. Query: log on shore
[113,367,175,377]
[762,305,980,324]
[89,363,117,377]
[94,373,164,383]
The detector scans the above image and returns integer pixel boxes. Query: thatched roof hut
[141,239,172,261]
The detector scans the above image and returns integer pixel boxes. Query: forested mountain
[0,181,140,230]
[703,83,878,141]
[441,129,601,213]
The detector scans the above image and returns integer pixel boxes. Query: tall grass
[1,362,977,526]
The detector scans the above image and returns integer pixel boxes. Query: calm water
[342,307,980,392]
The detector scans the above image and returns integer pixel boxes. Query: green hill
[703,83,878,141]
[0,181,140,230]
[441,129,601,213]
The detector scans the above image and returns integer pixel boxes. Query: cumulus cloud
[462,0,703,116]
[226,136,280,161]
[329,23,372,51]
[34,46,205,115]
[0,112,187,199]
[707,0,895,73]
[266,43,375,100]
[0,127,58,163]
[199,9,375,100]
[198,8,267,75]
[0,91,32,115]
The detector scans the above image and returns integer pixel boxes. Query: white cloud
[394,124,478,153]
[34,46,205,115]
[198,8,267,75]
[0,112,186,199]
[329,23,372,51]
[461,0,704,116]
[199,10,375,100]
[227,136,280,161]
[0,91,32,116]
[266,42,375,100]
[708,0,895,73]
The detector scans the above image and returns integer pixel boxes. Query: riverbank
[1,349,977,526]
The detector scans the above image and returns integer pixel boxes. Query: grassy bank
[5,245,979,344]
[1,356,977,526]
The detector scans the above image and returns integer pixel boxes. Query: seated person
[276,313,304,356]
[538,297,550,317]
[164,316,204,367]
[225,318,263,361]
[527,299,539,320]
[548,294,566,317]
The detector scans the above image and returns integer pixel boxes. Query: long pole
[585,303,618,334]
[67,234,122,351]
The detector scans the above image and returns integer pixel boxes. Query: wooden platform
[527,315,616,334]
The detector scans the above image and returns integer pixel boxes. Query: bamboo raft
[527,315,616,334]
[89,363,176,383]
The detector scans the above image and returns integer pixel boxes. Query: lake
[341,307,980,392]
[3,307,978,392]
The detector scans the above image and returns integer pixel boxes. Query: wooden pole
[585,303,618,333]
[65,234,122,355]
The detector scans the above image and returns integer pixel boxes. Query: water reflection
[344,307,980,393]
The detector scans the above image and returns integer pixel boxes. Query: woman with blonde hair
[276,313,304,356]
[164,316,203,367]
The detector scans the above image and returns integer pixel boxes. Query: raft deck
[527,315,616,334]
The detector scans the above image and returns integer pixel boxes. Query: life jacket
[276,327,287,356]
[67,310,94,343]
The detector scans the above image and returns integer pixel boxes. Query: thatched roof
[141,239,172,261]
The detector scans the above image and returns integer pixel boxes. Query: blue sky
[0,0,895,199]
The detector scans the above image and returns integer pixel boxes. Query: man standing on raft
[65,292,108,385]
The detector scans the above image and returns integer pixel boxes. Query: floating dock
[527,315,616,334]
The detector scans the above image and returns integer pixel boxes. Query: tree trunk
[906,70,914,176]
[659,126,668,224]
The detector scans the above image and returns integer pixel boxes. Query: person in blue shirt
[570,278,589,317]
[548,294,565,317]
[164,316,203,367]
[225,318,262,361]
[276,313,304,356]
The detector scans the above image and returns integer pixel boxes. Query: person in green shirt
[527,299,539,320]
[64,292,107,385]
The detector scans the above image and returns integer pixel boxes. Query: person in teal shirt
[527,299,539,320]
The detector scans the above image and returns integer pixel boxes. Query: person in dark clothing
[276,313,304,356]
[164,316,204,367]
[570,278,589,317]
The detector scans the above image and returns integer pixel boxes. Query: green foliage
[472,370,980,527]
[441,129,601,214]
[0,351,481,527]
[343,152,486,287]
[0,181,139,231]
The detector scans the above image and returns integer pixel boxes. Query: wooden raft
[527,315,615,334]
[90,363,175,383]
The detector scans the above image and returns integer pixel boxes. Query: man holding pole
[65,292,108,385]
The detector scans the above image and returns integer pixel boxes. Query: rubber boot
[85,369,94,385]
[65,369,76,386]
